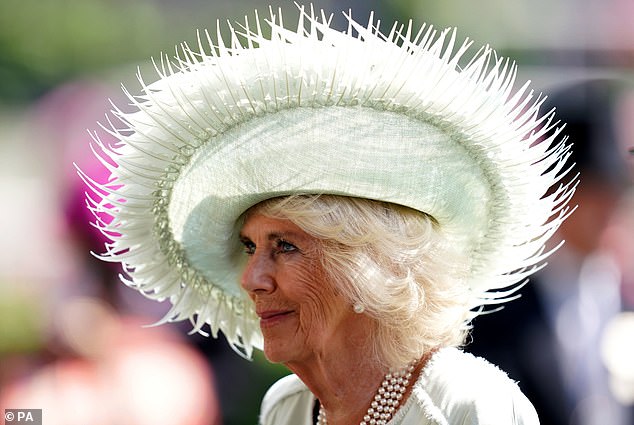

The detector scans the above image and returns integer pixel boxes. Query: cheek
[286,262,326,303]
[287,263,347,329]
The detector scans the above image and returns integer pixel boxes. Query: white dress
[259,347,540,425]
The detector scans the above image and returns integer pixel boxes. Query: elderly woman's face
[239,213,360,364]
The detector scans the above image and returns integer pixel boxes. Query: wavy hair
[247,195,472,369]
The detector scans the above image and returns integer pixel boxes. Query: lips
[257,310,294,328]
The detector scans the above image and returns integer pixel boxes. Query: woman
[81,6,575,424]
[241,195,539,424]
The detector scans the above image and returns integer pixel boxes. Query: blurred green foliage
[0,286,45,355]
[0,0,170,102]
[0,0,404,104]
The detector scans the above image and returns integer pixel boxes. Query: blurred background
[0,0,632,424]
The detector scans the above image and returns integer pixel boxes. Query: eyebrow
[238,231,302,242]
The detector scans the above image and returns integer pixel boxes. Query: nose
[240,252,276,294]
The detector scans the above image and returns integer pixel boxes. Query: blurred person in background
[0,306,220,425]
[467,79,634,425]
[0,81,223,425]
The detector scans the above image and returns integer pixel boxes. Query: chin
[262,345,290,364]
[262,339,303,365]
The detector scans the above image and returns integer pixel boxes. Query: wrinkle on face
[239,214,359,365]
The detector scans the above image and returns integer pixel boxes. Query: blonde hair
[248,195,472,369]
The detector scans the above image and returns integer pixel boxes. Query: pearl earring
[353,303,365,314]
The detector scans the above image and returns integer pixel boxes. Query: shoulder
[260,374,314,425]
[261,373,308,413]
[412,347,539,424]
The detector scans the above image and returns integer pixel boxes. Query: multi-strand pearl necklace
[316,361,416,425]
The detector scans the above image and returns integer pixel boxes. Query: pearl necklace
[316,361,416,425]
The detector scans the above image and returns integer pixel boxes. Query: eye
[276,239,298,254]
[241,238,256,255]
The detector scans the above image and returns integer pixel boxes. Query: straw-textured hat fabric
[80,6,576,356]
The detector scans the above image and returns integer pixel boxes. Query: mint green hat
[80,6,576,356]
